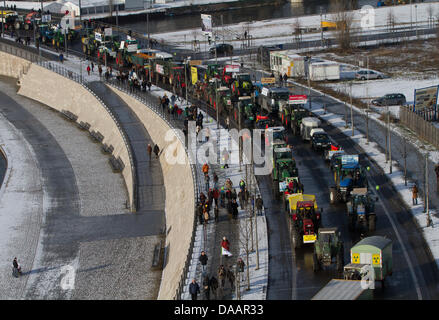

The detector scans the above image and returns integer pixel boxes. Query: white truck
[300,117,321,141]
[309,61,341,81]
[270,50,306,78]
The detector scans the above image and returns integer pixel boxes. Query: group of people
[284,178,304,195]
[197,164,220,225]
[159,94,184,120]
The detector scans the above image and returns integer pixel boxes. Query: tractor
[287,194,322,249]
[231,73,253,97]
[313,227,344,272]
[346,188,378,233]
[329,155,368,204]
[237,96,257,129]
[290,107,309,136]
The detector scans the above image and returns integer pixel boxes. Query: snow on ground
[153,2,439,49]
[0,112,44,299]
[141,84,268,300]
[324,77,439,104]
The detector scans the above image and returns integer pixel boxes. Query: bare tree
[330,0,354,51]
[239,216,252,291]
[292,18,302,47]
[387,9,396,32]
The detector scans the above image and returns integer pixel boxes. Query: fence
[0,40,138,211]
[104,78,200,300]
[400,106,439,149]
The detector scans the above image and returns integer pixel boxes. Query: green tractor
[81,33,96,56]
[272,155,298,198]
[237,96,257,129]
[346,188,378,234]
[290,107,309,136]
[231,73,253,98]
[313,227,344,273]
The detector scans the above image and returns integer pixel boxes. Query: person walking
[98,64,103,78]
[283,73,288,85]
[91,61,94,72]
[237,257,245,282]
[205,127,210,142]
[256,194,263,216]
[12,257,21,277]
[202,275,211,300]
[199,251,208,272]
[222,148,229,169]
[153,144,160,159]
[209,276,218,299]
[412,184,418,205]
[203,206,210,225]
[59,53,64,64]
[221,236,231,256]
[227,267,235,291]
[189,278,200,300]
[218,265,226,288]
[86,65,91,76]
[202,163,209,176]
[147,143,152,160]
[204,174,210,193]
[213,172,219,189]
[231,198,239,219]
[197,202,204,225]
[147,81,152,91]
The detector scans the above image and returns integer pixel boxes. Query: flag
[221,247,232,257]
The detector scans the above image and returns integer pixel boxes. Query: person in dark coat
[199,251,208,272]
[153,144,160,158]
[197,202,204,225]
[147,143,152,160]
[209,276,218,299]
[202,275,210,300]
[218,265,226,288]
[231,199,239,219]
[227,267,235,290]
[237,257,245,282]
[189,278,200,300]
[256,195,263,215]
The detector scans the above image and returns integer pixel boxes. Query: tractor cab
[232,73,253,97]
[265,126,287,148]
[313,227,344,272]
[277,159,298,179]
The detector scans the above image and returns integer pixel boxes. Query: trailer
[309,61,340,81]
[270,50,306,78]
[300,117,321,141]
[312,278,372,300]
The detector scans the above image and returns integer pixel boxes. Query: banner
[289,95,308,104]
[201,14,212,36]
[104,27,112,36]
[191,66,198,85]
[155,64,164,75]
[225,64,240,73]
[261,77,276,84]
[94,32,102,42]
[414,85,439,112]
[221,247,232,257]
[189,60,202,66]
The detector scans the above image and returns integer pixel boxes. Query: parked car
[355,69,385,80]
[209,43,233,55]
[371,93,406,106]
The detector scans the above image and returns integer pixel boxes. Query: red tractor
[287,195,322,249]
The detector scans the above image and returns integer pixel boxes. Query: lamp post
[2,0,5,38]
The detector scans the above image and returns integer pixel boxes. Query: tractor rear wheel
[368,214,376,232]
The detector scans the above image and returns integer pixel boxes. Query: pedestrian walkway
[87,82,166,219]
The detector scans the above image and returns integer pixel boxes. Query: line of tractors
[76,25,391,287]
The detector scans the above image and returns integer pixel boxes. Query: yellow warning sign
[372,254,381,265]
[352,253,360,264]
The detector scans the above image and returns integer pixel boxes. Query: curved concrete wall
[0,51,31,79]
[15,64,134,209]
[111,88,195,300]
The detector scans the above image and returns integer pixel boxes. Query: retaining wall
[110,87,195,300]
[15,64,134,208]
[0,51,31,79]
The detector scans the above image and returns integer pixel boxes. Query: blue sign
[341,155,359,166]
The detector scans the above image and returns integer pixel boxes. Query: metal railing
[0,39,138,212]
[104,78,200,300]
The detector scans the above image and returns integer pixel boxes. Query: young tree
[239,216,252,291]
[330,0,354,51]
[292,18,302,47]
[387,9,396,33]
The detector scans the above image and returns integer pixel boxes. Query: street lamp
[415,5,418,37]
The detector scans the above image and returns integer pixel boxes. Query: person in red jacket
[221,236,230,256]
